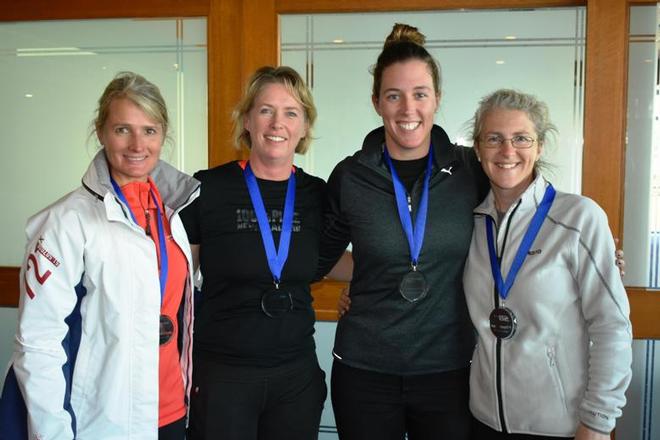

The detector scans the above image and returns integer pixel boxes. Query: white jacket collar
[474,173,550,219]
[81,149,199,211]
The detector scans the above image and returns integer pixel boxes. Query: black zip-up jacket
[318,125,489,375]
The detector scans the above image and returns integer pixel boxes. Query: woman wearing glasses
[181,66,331,440]
[464,89,632,439]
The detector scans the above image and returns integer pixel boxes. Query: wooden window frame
[1,0,658,339]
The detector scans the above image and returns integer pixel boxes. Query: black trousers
[187,353,327,440]
[471,418,573,440]
[159,417,186,440]
[331,360,471,440]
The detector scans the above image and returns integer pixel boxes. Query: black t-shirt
[180,161,326,367]
[390,155,429,193]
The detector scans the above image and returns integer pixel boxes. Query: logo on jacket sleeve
[24,237,61,299]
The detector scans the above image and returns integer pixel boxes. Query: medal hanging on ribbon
[383,145,433,303]
[243,163,296,318]
[112,177,172,345]
[485,184,556,339]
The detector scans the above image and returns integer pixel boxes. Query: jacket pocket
[546,345,569,413]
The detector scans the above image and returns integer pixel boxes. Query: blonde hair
[94,72,169,141]
[232,66,317,154]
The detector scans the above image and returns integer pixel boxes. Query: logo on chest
[235,208,301,232]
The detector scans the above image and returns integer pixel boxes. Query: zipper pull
[546,347,556,366]
[145,210,152,236]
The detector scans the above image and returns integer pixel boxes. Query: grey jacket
[464,174,632,436]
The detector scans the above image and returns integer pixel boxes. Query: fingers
[337,287,352,318]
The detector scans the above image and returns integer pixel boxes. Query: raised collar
[81,149,199,210]
[474,173,550,220]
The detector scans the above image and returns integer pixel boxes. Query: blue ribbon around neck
[111,177,169,305]
[382,145,434,268]
[243,163,296,286]
[485,184,556,301]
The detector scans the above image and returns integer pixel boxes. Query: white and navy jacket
[0,151,200,439]
[464,174,632,436]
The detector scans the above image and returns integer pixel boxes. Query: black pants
[331,361,471,440]
[471,418,573,440]
[159,417,186,440]
[187,353,327,440]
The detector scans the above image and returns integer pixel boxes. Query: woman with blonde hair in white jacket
[0,71,199,440]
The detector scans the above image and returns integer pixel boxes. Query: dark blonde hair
[372,23,441,100]
[232,66,317,154]
[94,72,169,141]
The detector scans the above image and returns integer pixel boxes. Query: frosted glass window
[0,18,208,266]
[281,8,585,197]
[623,5,660,290]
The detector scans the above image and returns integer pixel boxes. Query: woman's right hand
[337,286,351,318]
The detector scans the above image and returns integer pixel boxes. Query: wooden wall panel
[582,0,628,239]
[0,0,208,20]
[208,0,278,167]
[276,0,582,13]
[628,288,660,339]
[0,267,20,308]
[208,0,242,167]
[311,280,347,321]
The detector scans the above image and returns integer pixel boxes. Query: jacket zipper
[493,200,522,433]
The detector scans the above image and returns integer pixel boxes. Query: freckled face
[97,98,164,185]
[244,83,307,166]
[475,109,542,200]
[373,59,439,160]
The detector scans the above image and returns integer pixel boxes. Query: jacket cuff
[579,407,615,434]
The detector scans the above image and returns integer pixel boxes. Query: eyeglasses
[480,134,536,149]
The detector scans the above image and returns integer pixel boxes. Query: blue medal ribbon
[243,163,296,286]
[382,145,434,268]
[485,184,556,300]
[111,177,169,305]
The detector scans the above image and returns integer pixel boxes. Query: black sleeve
[315,159,352,279]
[179,170,204,244]
[464,145,491,201]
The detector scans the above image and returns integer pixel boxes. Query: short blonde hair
[232,66,316,154]
[94,72,169,141]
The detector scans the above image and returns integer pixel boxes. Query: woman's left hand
[574,424,610,440]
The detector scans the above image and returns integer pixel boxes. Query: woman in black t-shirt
[181,66,331,440]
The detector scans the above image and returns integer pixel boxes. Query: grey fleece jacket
[464,174,632,436]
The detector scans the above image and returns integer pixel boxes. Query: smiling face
[373,59,439,160]
[475,109,543,210]
[244,82,307,171]
[97,97,164,186]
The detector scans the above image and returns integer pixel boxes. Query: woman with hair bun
[319,23,488,439]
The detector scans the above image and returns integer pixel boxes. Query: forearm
[325,250,353,282]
